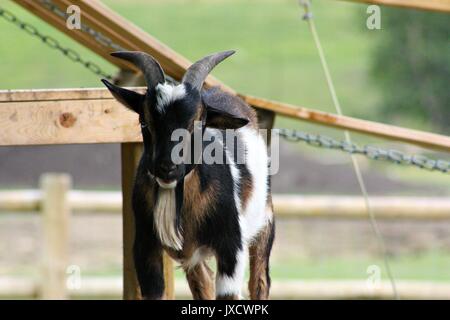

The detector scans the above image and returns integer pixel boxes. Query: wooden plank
[1,88,449,151]
[3,277,450,300]
[121,143,142,300]
[339,0,450,13]
[40,173,71,299]
[273,195,450,220]
[12,0,131,71]
[4,190,450,220]
[241,94,450,152]
[12,0,233,92]
[0,92,141,146]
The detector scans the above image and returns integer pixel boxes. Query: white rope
[298,0,399,299]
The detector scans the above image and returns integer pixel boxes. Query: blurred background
[0,0,449,299]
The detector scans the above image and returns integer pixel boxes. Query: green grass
[6,250,450,282]
[0,0,378,116]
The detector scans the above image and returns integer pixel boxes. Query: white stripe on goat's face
[155,82,186,113]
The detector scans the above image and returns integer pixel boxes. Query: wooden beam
[4,190,450,220]
[12,0,233,92]
[0,88,140,146]
[40,173,71,299]
[120,143,142,300]
[1,88,449,151]
[338,0,450,13]
[3,277,450,300]
[241,94,450,152]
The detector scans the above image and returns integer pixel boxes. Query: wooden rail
[10,1,450,152]
[1,88,449,151]
[2,189,450,220]
[2,277,450,299]
[340,0,450,13]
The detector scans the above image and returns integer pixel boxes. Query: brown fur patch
[183,169,217,228]
[248,220,274,300]
[240,172,253,211]
[184,262,215,300]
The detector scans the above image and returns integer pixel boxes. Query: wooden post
[121,143,142,300]
[40,173,71,299]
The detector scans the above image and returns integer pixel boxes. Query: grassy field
[1,0,378,117]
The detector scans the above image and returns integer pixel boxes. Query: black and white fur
[102,50,274,300]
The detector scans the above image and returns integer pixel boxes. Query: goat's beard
[154,187,183,251]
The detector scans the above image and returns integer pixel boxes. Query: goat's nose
[160,162,176,173]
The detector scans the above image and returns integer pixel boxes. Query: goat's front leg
[133,211,165,300]
[215,248,247,300]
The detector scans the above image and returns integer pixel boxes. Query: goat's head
[102,50,248,189]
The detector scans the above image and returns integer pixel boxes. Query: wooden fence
[1,173,450,299]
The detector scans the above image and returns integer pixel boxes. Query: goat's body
[132,88,274,300]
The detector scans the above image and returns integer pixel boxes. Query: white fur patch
[182,246,212,271]
[154,188,183,250]
[156,177,177,189]
[238,127,271,244]
[155,82,186,113]
[215,249,247,299]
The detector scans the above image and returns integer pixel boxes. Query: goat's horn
[182,50,235,91]
[111,51,165,89]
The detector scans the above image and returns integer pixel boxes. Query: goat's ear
[101,79,144,114]
[205,106,249,129]
[202,95,249,129]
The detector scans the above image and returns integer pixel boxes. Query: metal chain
[38,0,124,52]
[37,0,178,84]
[0,6,113,80]
[0,0,181,83]
[278,128,450,174]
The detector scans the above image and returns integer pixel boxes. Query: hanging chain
[0,5,114,80]
[38,0,124,52]
[0,0,179,84]
[278,128,449,174]
[38,0,178,84]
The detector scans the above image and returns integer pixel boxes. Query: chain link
[0,6,114,80]
[277,128,450,174]
[38,0,178,84]
[0,0,181,83]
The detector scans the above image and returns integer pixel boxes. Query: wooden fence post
[40,173,71,299]
[121,143,142,300]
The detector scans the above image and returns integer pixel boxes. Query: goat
[102,50,274,300]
